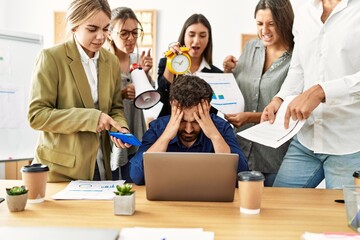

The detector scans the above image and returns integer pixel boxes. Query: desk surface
[0,180,352,239]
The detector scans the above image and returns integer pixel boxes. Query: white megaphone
[130,63,161,109]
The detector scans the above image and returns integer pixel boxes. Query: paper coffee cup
[353,171,360,186]
[21,163,49,203]
[238,171,265,214]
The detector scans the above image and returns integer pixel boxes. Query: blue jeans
[273,136,360,189]
[262,172,277,187]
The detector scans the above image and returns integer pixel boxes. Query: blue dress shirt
[129,114,249,185]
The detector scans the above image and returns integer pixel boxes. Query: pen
[334,199,345,203]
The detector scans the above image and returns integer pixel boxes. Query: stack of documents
[52,180,125,200]
[119,227,214,240]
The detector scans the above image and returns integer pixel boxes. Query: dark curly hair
[169,75,213,108]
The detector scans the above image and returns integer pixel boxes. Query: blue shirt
[129,114,249,185]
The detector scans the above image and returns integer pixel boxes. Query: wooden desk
[0,180,352,239]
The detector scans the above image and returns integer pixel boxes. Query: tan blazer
[28,37,128,182]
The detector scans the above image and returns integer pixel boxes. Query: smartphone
[109,132,141,146]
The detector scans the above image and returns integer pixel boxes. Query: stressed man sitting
[129,75,248,185]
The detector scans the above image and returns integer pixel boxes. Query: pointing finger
[284,108,291,129]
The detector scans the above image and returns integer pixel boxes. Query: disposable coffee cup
[238,171,265,214]
[353,171,360,186]
[21,163,49,203]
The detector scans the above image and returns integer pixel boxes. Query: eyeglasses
[116,28,144,40]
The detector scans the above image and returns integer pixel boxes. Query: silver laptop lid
[143,152,238,202]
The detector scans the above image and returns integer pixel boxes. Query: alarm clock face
[171,54,190,74]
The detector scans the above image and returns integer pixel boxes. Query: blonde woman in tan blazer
[28,0,130,182]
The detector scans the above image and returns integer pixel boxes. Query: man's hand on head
[147,101,183,153]
[193,100,219,139]
[194,99,230,153]
[162,100,183,141]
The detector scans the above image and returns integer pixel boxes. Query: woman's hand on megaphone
[121,84,135,100]
[140,49,153,75]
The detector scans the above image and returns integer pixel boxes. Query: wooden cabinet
[241,33,258,52]
[4,159,32,180]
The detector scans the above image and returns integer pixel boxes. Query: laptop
[143,152,238,202]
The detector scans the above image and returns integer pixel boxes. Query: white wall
[0,0,303,69]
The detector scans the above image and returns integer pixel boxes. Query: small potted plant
[6,185,28,212]
[113,183,135,215]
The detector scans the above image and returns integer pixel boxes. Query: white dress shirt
[75,39,106,179]
[277,0,360,154]
[194,57,211,74]
[76,39,100,107]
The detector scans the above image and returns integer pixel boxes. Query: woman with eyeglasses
[106,7,154,181]
[157,13,223,118]
[27,0,130,182]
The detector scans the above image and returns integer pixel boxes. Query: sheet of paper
[195,72,244,114]
[52,180,125,200]
[238,95,305,148]
[0,226,120,240]
[302,232,360,240]
[120,227,214,240]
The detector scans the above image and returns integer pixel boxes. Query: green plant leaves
[6,185,28,195]
[114,184,134,196]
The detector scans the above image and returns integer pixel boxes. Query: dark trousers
[111,154,134,183]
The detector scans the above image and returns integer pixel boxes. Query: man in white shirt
[261,0,360,189]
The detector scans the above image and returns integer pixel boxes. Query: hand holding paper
[238,96,305,148]
[195,72,245,114]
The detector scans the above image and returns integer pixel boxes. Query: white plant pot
[6,193,28,212]
[113,193,135,216]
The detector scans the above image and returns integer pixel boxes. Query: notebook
[143,152,238,202]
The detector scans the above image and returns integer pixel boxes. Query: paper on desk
[120,227,214,240]
[195,72,245,114]
[302,232,360,240]
[238,95,305,148]
[0,226,120,240]
[52,180,125,200]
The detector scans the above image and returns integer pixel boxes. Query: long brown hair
[107,7,143,54]
[255,0,294,51]
[177,14,214,65]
